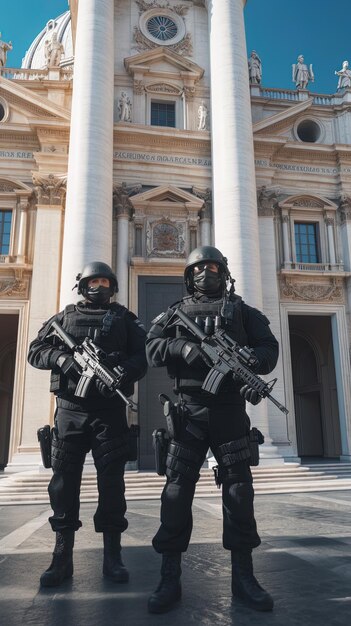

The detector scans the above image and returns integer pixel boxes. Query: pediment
[0,177,32,193]
[279,194,338,210]
[0,76,70,122]
[125,47,204,81]
[253,98,313,136]
[131,184,204,207]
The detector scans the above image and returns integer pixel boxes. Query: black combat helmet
[76,261,119,295]
[184,246,230,294]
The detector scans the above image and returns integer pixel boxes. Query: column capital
[32,173,67,206]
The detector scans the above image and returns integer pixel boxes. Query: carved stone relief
[338,195,351,223]
[292,198,324,208]
[0,278,27,297]
[113,182,142,219]
[133,80,145,95]
[133,27,193,56]
[135,1,189,17]
[280,276,344,303]
[146,217,186,257]
[257,186,280,216]
[0,180,18,192]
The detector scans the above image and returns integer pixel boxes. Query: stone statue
[292,55,314,90]
[118,92,132,122]
[0,33,13,67]
[197,103,208,131]
[335,60,351,90]
[248,50,262,84]
[44,31,64,68]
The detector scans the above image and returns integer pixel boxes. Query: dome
[21,11,73,69]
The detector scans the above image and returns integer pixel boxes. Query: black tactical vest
[168,293,248,393]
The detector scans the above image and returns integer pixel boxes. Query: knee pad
[51,437,86,473]
[92,433,130,471]
[165,441,202,483]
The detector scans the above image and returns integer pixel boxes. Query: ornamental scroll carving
[292,199,324,208]
[0,180,18,192]
[133,28,193,56]
[146,218,186,257]
[280,276,344,303]
[145,83,181,95]
[135,1,189,17]
[32,173,66,205]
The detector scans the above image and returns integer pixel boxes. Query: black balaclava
[84,285,113,305]
[193,267,222,296]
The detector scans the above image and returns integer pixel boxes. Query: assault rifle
[49,319,137,411]
[165,308,288,415]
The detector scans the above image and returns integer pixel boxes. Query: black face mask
[193,269,222,295]
[85,286,112,304]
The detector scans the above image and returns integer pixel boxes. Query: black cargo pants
[153,394,261,553]
[48,406,130,534]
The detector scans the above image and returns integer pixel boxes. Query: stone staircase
[0,462,351,505]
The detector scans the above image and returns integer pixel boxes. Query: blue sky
[1,0,350,94]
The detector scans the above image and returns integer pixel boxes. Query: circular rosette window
[140,9,186,46]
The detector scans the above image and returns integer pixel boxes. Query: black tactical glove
[181,342,212,368]
[55,353,79,380]
[95,379,115,398]
[240,384,262,405]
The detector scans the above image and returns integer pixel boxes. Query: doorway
[0,314,19,469]
[289,315,341,458]
[138,276,186,469]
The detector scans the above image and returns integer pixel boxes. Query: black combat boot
[40,530,74,587]
[148,553,182,614]
[231,549,274,611]
[103,532,129,583]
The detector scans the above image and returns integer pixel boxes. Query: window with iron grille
[0,210,12,255]
[151,101,175,128]
[294,222,319,263]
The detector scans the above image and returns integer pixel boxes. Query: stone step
[0,463,350,505]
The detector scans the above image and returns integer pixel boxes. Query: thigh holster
[165,442,202,483]
[92,433,131,471]
[213,435,252,487]
[51,437,86,473]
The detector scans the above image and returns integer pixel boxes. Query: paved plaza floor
[0,490,350,626]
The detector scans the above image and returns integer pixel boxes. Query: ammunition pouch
[37,424,53,468]
[213,428,264,486]
[165,441,202,483]
[152,428,169,476]
[51,435,86,473]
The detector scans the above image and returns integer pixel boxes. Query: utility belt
[37,423,140,469]
[152,392,265,478]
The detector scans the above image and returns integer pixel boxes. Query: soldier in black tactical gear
[28,261,147,587]
[146,246,279,614]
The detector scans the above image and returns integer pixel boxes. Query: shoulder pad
[64,304,76,314]
[151,311,169,325]
[126,310,145,330]
[251,307,270,326]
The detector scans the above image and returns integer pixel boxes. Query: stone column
[193,187,212,246]
[60,0,115,308]
[15,192,30,263]
[281,213,291,267]
[206,0,262,309]
[20,175,66,456]
[325,215,336,265]
[113,184,134,307]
